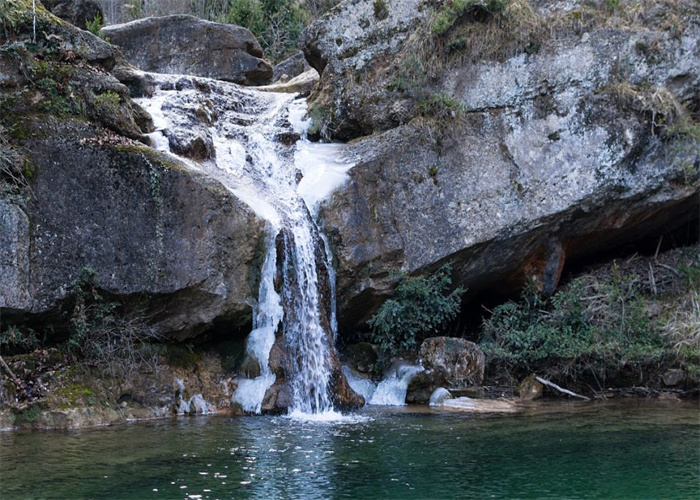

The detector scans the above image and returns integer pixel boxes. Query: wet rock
[419,337,485,387]
[340,342,378,374]
[406,368,448,404]
[42,0,103,30]
[0,10,265,339]
[102,16,273,86]
[518,374,544,401]
[429,387,453,405]
[331,366,365,410]
[662,369,686,387]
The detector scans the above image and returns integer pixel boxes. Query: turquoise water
[1,400,698,499]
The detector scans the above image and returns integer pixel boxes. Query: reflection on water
[1,400,698,499]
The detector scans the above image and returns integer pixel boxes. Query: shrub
[85,13,103,37]
[480,254,698,386]
[69,266,162,376]
[368,264,464,363]
[0,325,39,354]
[222,0,309,62]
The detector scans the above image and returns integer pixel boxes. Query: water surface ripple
[1,400,698,499]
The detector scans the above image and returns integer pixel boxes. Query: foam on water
[341,365,377,404]
[285,409,372,424]
[369,362,424,406]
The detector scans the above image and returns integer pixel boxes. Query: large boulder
[306,0,700,329]
[102,15,273,85]
[41,0,103,30]
[273,51,311,82]
[0,5,265,340]
[419,337,485,387]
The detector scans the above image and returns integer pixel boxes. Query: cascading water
[137,74,354,415]
[369,361,424,406]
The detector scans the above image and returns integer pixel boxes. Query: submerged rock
[102,15,273,85]
[438,397,519,413]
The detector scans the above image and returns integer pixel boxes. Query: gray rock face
[42,0,103,30]
[419,337,485,387]
[273,52,311,82]
[306,0,700,328]
[0,11,265,339]
[102,15,273,85]
[1,123,263,339]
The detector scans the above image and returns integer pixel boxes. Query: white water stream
[137,75,354,415]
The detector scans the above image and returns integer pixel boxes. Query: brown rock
[340,342,378,374]
[406,368,448,404]
[419,337,485,387]
[518,374,544,401]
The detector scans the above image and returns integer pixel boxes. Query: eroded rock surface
[305,0,700,329]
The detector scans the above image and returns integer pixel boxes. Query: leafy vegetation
[368,264,464,364]
[85,13,104,37]
[0,325,40,354]
[480,248,700,387]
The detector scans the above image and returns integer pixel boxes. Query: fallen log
[535,376,590,401]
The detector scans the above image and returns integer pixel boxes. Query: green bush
[222,0,309,62]
[479,264,687,385]
[85,13,103,37]
[0,325,39,354]
[368,264,464,363]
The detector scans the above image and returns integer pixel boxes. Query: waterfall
[369,361,424,406]
[137,75,353,415]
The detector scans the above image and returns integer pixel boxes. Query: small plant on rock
[368,264,464,364]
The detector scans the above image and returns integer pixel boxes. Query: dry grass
[606,82,686,131]
[552,0,694,37]
[664,290,700,350]
[0,125,31,194]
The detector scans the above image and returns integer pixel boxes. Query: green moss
[93,91,121,117]
[166,345,202,369]
[373,0,389,21]
[56,383,94,400]
[12,404,41,425]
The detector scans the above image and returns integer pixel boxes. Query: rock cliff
[304,0,700,329]
[0,3,264,340]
